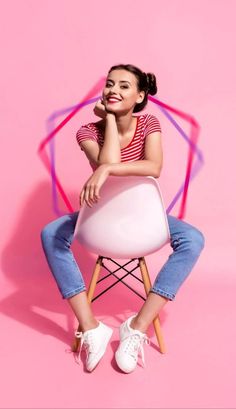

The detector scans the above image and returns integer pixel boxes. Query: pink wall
[1,0,235,281]
[0,1,235,407]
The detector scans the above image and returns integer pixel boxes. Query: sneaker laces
[123,332,150,367]
[74,330,97,365]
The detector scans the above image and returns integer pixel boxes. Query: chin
[105,106,121,114]
[106,105,129,115]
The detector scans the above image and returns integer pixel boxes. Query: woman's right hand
[93,99,116,119]
[93,99,108,119]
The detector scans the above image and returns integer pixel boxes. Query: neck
[107,111,137,136]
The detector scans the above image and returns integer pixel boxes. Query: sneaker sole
[87,327,113,372]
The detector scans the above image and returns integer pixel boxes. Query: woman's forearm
[107,160,161,178]
[98,113,121,164]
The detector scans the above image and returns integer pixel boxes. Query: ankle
[130,316,147,334]
[80,319,99,333]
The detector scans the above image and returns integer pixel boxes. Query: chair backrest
[74,175,170,259]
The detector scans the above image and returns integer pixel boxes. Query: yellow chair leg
[87,256,103,303]
[71,256,103,352]
[139,257,166,353]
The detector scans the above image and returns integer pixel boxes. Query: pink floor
[0,239,235,408]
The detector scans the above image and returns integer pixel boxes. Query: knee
[40,221,56,246]
[186,227,205,255]
[172,225,205,257]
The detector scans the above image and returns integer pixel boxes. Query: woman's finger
[90,184,100,203]
[84,185,93,208]
[94,185,100,201]
[88,185,96,204]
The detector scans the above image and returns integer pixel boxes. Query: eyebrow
[106,79,131,85]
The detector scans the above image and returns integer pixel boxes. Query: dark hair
[107,63,158,113]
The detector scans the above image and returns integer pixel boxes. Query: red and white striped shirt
[76,113,161,163]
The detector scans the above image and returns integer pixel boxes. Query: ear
[136,90,145,104]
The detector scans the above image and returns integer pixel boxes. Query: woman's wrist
[101,163,111,175]
[105,112,116,120]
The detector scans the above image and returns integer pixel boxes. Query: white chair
[72,175,170,353]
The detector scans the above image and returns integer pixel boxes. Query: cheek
[126,93,139,104]
[127,90,138,99]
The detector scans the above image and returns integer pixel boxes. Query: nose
[110,84,117,91]
[107,83,119,94]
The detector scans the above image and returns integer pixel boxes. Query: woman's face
[102,69,145,114]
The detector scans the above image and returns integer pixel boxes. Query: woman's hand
[93,99,108,119]
[80,164,110,208]
[93,98,115,119]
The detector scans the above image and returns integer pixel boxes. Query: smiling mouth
[107,97,122,103]
[107,101,121,104]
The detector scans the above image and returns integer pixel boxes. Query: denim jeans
[40,212,205,301]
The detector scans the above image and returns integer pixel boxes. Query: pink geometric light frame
[37,77,204,219]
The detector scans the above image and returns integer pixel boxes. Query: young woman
[41,64,205,374]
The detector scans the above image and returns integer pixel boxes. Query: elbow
[92,159,120,171]
[98,152,121,166]
[97,158,121,166]
[154,164,162,178]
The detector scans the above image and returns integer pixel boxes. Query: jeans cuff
[62,286,86,299]
[149,288,175,301]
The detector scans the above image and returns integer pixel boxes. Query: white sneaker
[115,315,150,373]
[75,321,113,372]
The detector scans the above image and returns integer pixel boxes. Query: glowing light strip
[38,78,204,219]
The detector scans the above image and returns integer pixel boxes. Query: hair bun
[146,72,157,95]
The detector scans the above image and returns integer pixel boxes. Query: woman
[41,64,205,374]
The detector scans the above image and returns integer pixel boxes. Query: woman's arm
[80,130,163,207]
[79,102,121,170]
[106,159,160,178]
[97,113,121,165]
[106,130,163,178]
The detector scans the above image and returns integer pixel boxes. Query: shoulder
[77,119,104,134]
[142,113,162,134]
[137,112,160,124]
[144,112,161,123]
[77,121,95,132]
[76,121,102,148]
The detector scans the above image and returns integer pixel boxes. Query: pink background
[1,0,236,408]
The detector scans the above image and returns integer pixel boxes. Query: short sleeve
[144,114,162,137]
[76,124,98,151]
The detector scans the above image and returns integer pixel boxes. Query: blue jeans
[40,212,204,301]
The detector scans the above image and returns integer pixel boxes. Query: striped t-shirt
[76,113,161,163]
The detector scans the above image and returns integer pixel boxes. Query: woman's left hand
[79,164,110,208]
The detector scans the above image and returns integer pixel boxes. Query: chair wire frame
[91,256,146,302]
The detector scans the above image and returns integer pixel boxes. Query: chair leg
[139,257,166,354]
[87,256,103,303]
[71,256,103,352]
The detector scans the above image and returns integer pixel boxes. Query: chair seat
[74,176,170,259]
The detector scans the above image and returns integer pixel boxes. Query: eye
[105,83,129,89]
